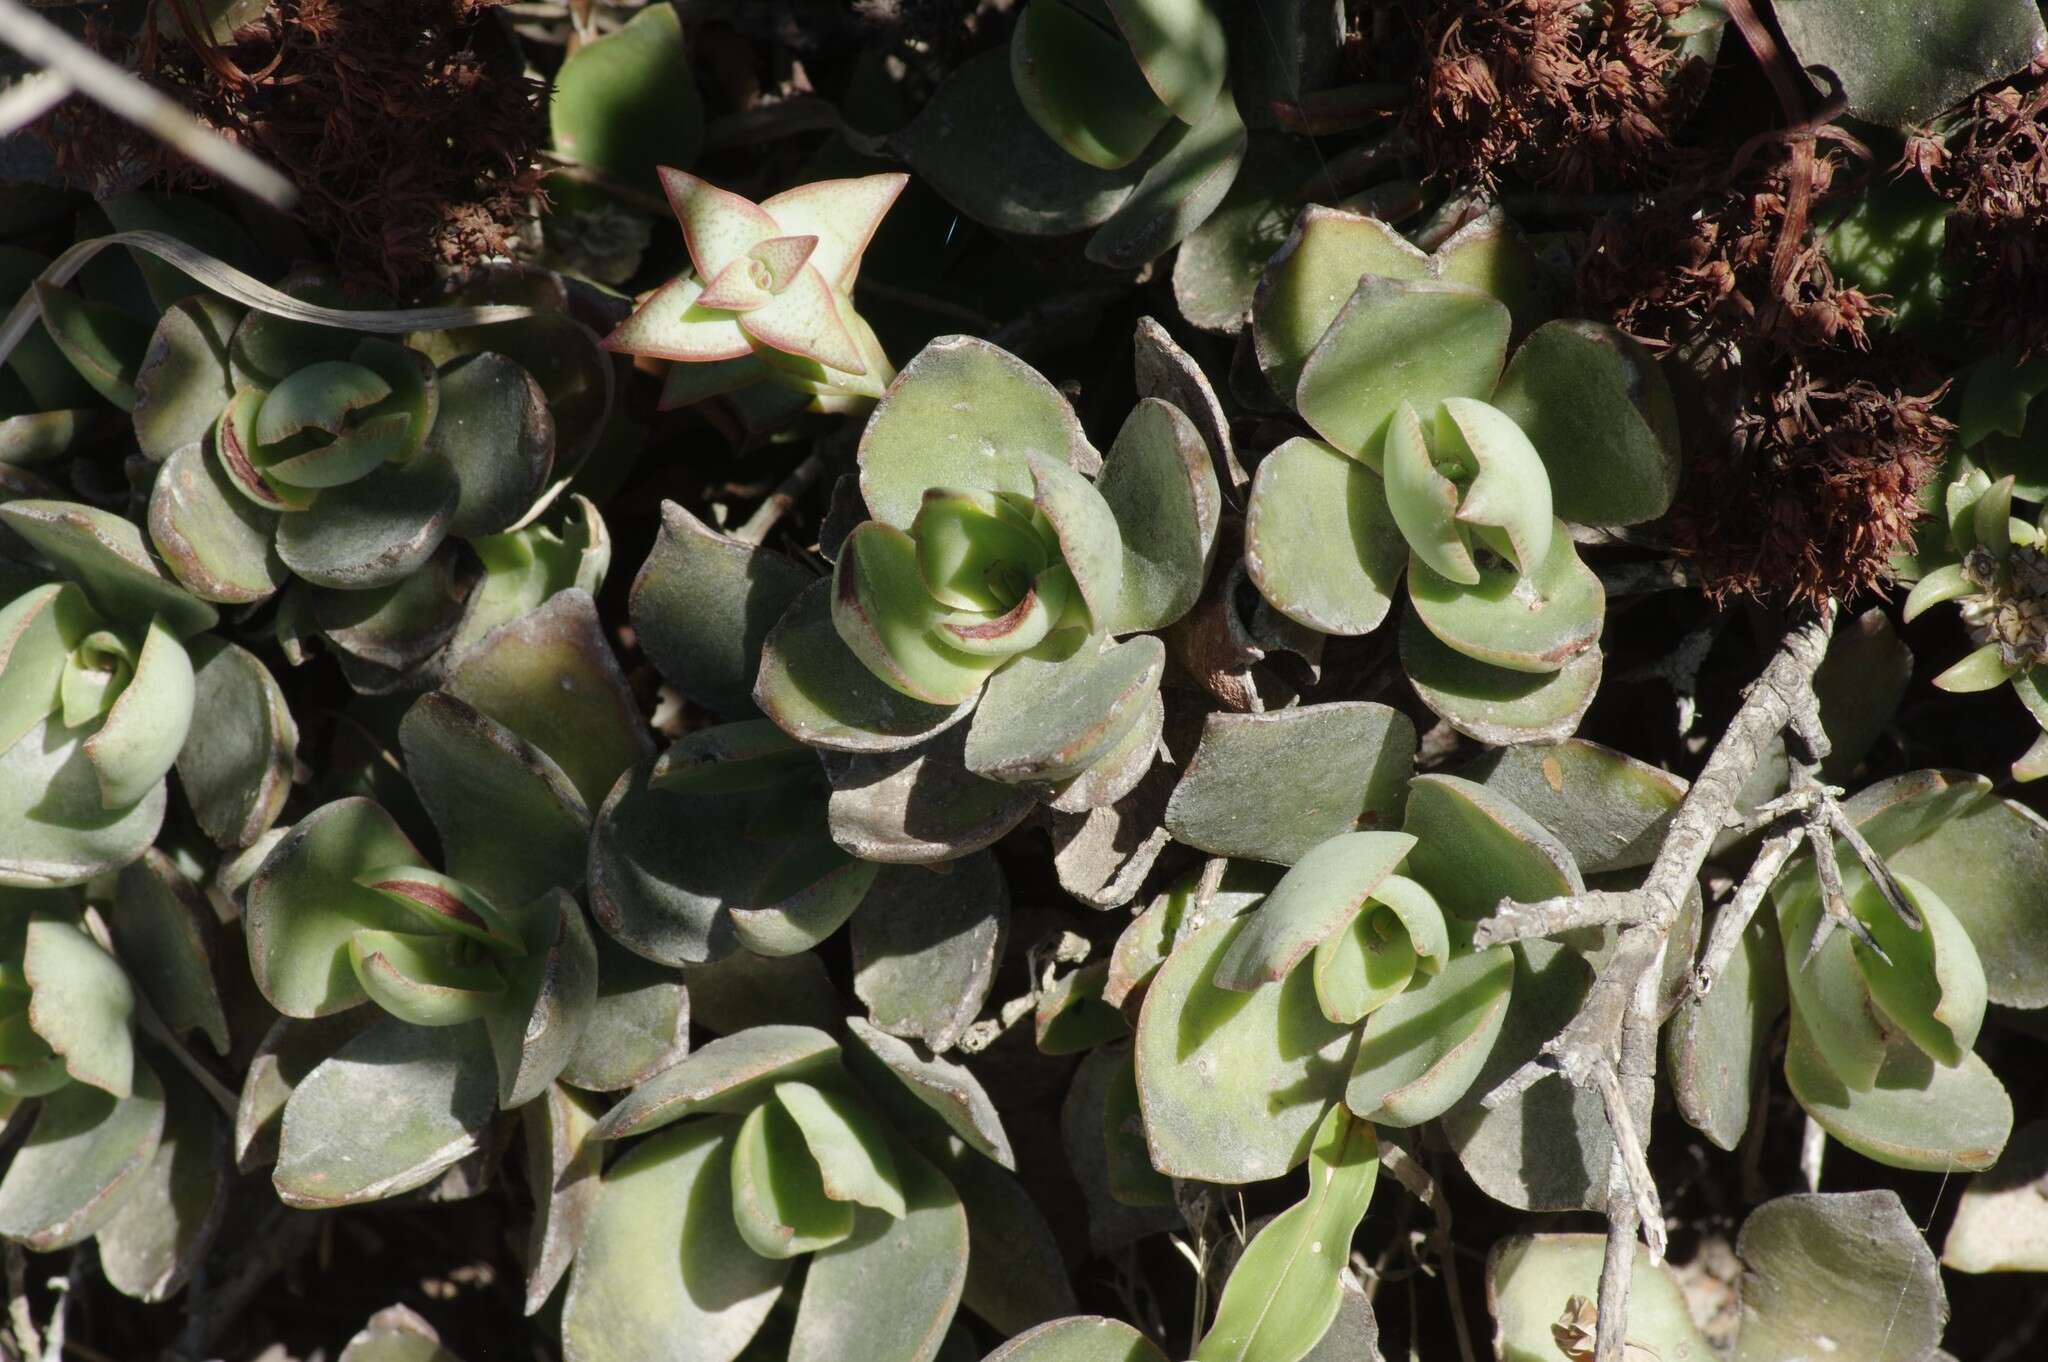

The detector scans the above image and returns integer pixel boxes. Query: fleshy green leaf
[1295,278,1510,462]
[823,726,1037,865]
[1085,83,1246,268]
[549,2,704,187]
[1164,702,1416,865]
[903,49,1146,236]
[1488,320,1682,527]
[23,912,138,1097]
[519,1083,603,1313]
[1110,0,1228,123]
[1344,945,1513,1126]
[560,932,691,1095]
[845,1017,1016,1170]
[398,691,588,911]
[1400,773,1582,919]
[442,588,651,808]
[0,499,217,638]
[775,1079,908,1217]
[986,1317,1170,1362]
[1405,525,1603,674]
[1214,832,1417,990]
[1734,1190,1947,1362]
[561,1117,789,1362]
[1462,740,1684,876]
[1399,599,1604,746]
[592,1025,841,1141]
[1441,940,1608,1212]
[1253,208,1431,401]
[31,282,150,411]
[730,1097,857,1259]
[272,450,460,591]
[0,1062,164,1249]
[859,336,1097,530]
[1192,1104,1378,1362]
[631,501,812,716]
[131,294,240,463]
[756,579,974,753]
[94,1061,227,1303]
[786,1149,969,1362]
[1173,135,1324,334]
[110,849,231,1054]
[1489,1234,1708,1362]
[1132,916,1352,1183]
[1244,436,1405,636]
[835,521,1003,706]
[177,635,295,849]
[148,441,287,605]
[1942,1119,2048,1273]
[851,858,1008,1053]
[1773,0,2045,129]
[1011,0,1174,170]
[1784,1011,2011,1172]
[273,1017,499,1207]
[485,891,599,1107]
[963,635,1163,785]
[426,353,555,539]
[0,716,166,889]
[244,798,425,1017]
[1667,905,1787,1152]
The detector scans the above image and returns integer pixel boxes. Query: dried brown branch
[1475,606,1836,1362]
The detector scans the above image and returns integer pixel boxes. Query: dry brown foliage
[1580,140,1951,608]
[38,0,545,294]
[1414,0,1709,191]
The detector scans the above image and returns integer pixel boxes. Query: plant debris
[1413,0,1710,191]
[37,0,545,293]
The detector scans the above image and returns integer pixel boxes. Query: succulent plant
[811,334,1217,800]
[230,584,650,1207]
[1904,455,2048,778]
[0,248,129,476]
[602,171,906,412]
[1242,210,1679,744]
[1132,756,1588,1187]
[140,309,563,604]
[593,527,1030,1049]
[0,498,293,883]
[560,1017,1054,1362]
[11,11,2048,1358]
[0,879,232,1301]
[1010,0,1227,172]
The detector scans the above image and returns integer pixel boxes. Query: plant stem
[1476,607,1836,1362]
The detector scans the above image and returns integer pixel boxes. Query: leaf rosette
[1242,213,1685,743]
[794,335,1216,804]
[603,171,906,412]
[1133,770,1583,1185]
[0,889,233,1301]
[1903,463,2048,779]
[0,501,233,885]
[561,1018,1035,1362]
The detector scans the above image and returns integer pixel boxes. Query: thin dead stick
[1381,1144,1479,1362]
[0,0,295,208]
[5,1244,37,1362]
[0,69,70,137]
[1476,607,1837,1362]
[735,451,828,546]
[1693,822,1806,997]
